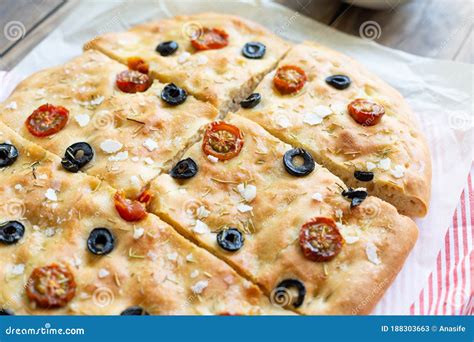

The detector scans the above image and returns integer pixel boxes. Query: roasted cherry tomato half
[191,27,229,51]
[127,57,149,74]
[120,306,150,315]
[272,279,306,309]
[0,143,19,168]
[114,190,150,222]
[26,264,76,308]
[116,70,151,94]
[299,217,344,262]
[202,121,244,161]
[273,65,307,95]
[347,98,385,126]
[25,104,69,137]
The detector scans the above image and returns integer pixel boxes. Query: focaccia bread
[0,51,217,197]
[0,122,287,315]
[85,12,290,114]
[237,42,431,217]
[148,114,418,314]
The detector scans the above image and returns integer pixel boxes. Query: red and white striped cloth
[410,164,473,315]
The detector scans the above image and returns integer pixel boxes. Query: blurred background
[0,0,472,70]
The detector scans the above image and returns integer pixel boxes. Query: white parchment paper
[1,0,472,314]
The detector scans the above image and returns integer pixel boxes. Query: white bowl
[342,0,410,10]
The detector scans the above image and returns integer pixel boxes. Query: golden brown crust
[237,42,431,217]
[0,51,217,197]
[148,114,418,314]
[85,12,291,113]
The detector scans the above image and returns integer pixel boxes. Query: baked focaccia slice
[0,123,287,315]
[148,114,418,314]
[85,12,290,114]
[237,42,431,217]
[0,52,217,197]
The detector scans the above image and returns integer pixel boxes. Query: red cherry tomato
[114,190,149,222]
[202,121,244,161]
[26,264,76,308]
[191,28,229,51]
[347,99,385,126]
[25,104,69,137]
[299,217,344,262]
[273,65,307,95]
[116,70,151,93]
[127,57,149,74]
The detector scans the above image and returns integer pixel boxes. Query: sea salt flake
[133,227,144,240]
[10,264,25,275]
[311,192,323,201]
[196,206,210,219]
[303,113,323,126]
[366,161,377,171]
[108,151,128,161]
[45,188,58,201]
[207,155,218,163]
[275,114,291,128]
[6,101,17,110]
[391,165,405,178]
[378,158,391,171]
[190,270,199,278]
[98,268,110,278]
[75,114,90,127]
[237,203,253,213]
[193,220,209,234]
[143,138,158,152]
[100,139,123,154]
[237,183,257,202]
[178,52,191,64]
[191,280,208,294]
[314,105,333,117]
[366,242,381,265]
[167,252,178,261]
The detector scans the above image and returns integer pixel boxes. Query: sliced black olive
[156,41,178,56]
[283,148,315,177]
[0,221,25,245]
[217,228,244,252]
[272,279,306,309]
[354,170,374,182]
[0,308,14,315]
[342,187,368,208]
[120,306,149,315]
[87,228,115,255]
[242,42,266,59]
[325,75,351,90]
[170,158,198,179]
[0,143,19,168]
[61,142,94,173]
[161,83,187,106]
[240,93,261,109]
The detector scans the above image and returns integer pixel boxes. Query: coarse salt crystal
[366,242,381,265]
[391,165,405,179]
[6,101,17,110]
[207,155,218,163]
[237,183,257,202]
[378,158,391,171]
[190,270,199,278]
[237,203,253,213]
[75,114,90,127]
[143,138,158,152]
[98,268,110,278]
[108,151,128,162]
[191,280,208,294]
[178,52,191,64]
[100,139,123,154]
[45,188,58,201]
[193,220,209,234]
[312,192,323,201]
[366,161,377,171]
[133,227,144,240]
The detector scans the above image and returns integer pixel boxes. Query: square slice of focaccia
[0,122,288,315]
[85,12,290,114]
[148,114,418,314]
[237,42,432,217]
[0,51,217,197]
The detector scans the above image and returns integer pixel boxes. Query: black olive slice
[354,170,374,182]
[342,188,368,208]
[87,228,115,255]
[283,148,315,177]
[161,83,187,106]
[0,143,19,168]
[0,308,14,315]
[325,75,351,90]
[61,142,94,173]
[217,227,244,252]
[242,42,266,59]
[0,221,25,245]
[170,158,198,179]
[120,306,149,315]
[156,41,178,56]
[240,93,261,109]
[272,279,306,309]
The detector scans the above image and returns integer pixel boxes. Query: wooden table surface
[0,0,472,71]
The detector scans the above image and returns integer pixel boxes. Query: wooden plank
[0,0,64,55]
[0,0,78,71]
[332,0,473,63]
[275,0,344,25]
